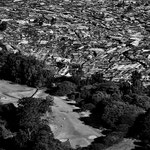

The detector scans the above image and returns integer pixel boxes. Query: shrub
[55,81,77,96]
[80,85,95,100]
[131,71,144,94]
[96,82,120,95]
[139,109,150,142]
[130,94,150,110]
[111,93,122,102]
[122,94,133,103]
[103,131,124,146]
[90,72,104,84]
[67,93,76,100]
[102,101,143,129]
[92,91,110,105]
[117,124,130,134]
[119,80,131,95]
[0,52,54,88]
[82,103,95,111]
[146,85,150,97]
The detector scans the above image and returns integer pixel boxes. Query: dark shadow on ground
[79,115,102,128]
[92,136,105,144]
[131,141,149,150]
[65,102,76,105]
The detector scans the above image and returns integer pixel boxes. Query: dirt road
[51,96,103,148]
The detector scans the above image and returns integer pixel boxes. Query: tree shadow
[79,113,103,128]
[92,136,105,144]
[131,141,149,150]
[78,103,105,128]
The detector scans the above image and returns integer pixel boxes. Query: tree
[102,101,143,129]
[131,71,144,94]
[119,80,131,95]
[0,52,54,89]
[122,94,133,103]
[91,72,104,84]
[17,97,53,141]
[139,109,150,142]
[82,103,95,111]
[103,131,124,146]
[96,82,120,95]
[92,91,110,105]
[131,94,150,110]
[55,81,77,96]
[14,129,30,149]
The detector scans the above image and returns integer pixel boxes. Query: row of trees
[0,51,54,88]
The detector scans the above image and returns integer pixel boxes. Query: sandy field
[50,96,103,148]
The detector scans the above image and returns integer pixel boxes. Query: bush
[111,93,122,102]
[139,109,150,142]
[131,94,150,110]
[122,95,133,103]
[90,72,104,84]
[103,131,124,146]
[96,82,120,95]
[119,80,131,95]
[55,81,77,96]
[80,85,95,100]
[131,71,144,94]
[102,101,143,129]
[117,124,130,134]
[0,52,54,88]
[92,91,110,105]
[67,93,76,100]
[82,103,95,111]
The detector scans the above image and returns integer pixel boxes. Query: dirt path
[0,80,35,105]
[51,96,103,148]
[105,139,136,150]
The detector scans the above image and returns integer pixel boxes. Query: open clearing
[0,80,135,149]
[51,96,103,148]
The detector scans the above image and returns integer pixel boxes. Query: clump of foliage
[122,94,133,103]
[102,101,143,129]
[82,103,95,111]
[92,91,110,105]
[95,82,120,95]
[103,131,125,147]
[55,81,77,96]
[0,51,54,88]
[130,94,150,110]
[139,109,150,142]
[119,80,132,95]
[131,71,144,94]
[90,72,104,84]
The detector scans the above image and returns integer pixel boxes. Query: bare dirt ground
[0,80,136,149]
[105,139,136,150]
[0,80,35,106]
[51,96,103,148]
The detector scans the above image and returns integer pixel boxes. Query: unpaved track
[105,139,136,150]
[51,96,103,148]
[0,80,35,105]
